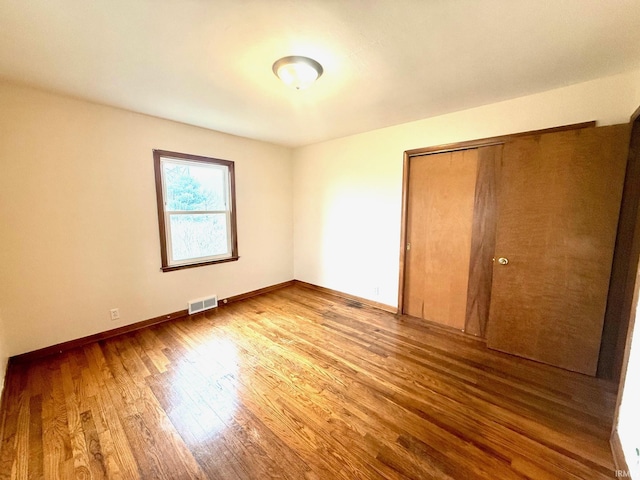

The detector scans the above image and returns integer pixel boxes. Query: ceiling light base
[272,56,323,90]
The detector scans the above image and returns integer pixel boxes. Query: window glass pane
[163,161,227,211]
[169,213,229,261]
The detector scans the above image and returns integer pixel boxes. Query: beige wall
[0,311,7,394]
[0,81,293,357]
[293,69,640,308]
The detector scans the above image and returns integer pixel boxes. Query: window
[153,150,238,271]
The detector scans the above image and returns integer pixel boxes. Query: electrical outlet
[373,286,380,297]
[110,308,120,321]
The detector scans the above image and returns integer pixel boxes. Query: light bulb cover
[272,56,323,90]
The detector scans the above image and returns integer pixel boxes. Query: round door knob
[497,257,509,265]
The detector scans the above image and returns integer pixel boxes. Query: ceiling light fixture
[272,56,323,90]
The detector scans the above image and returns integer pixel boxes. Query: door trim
[610,104,640,470]
[397,121,596,314]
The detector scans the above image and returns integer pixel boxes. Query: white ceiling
[1,1,640,147]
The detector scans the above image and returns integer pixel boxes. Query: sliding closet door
[487,124,630,375]
[403,149,478,329]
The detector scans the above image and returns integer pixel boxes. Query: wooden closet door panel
[464,145,503,337]
[403,149,478,329]
[486,124,630,375]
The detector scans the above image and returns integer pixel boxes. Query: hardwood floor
[0,285,619,479]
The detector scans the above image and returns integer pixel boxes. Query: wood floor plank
[59,362,92,479]
[201,327,388,479]
[100,336,206,480]
[145,373,246,480]
[0,285,619,479]
[161,321,343,479]
[41,366,72,480]
[243,312,527,479]
[254,291,614,478]
[27,395,43,480]
[292,291,609,423]
[82,343,141,480]
[11,392,30,480]
[0,366,27,480]
[79,409,106,480]
[272,289,614,428]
